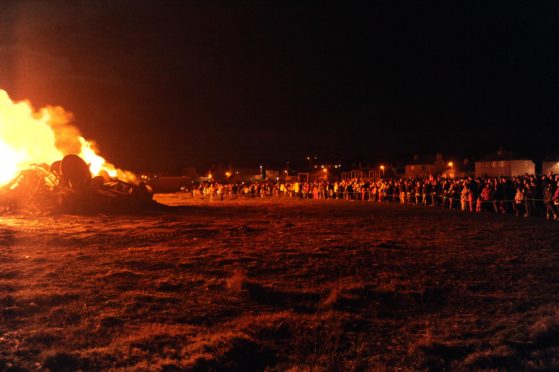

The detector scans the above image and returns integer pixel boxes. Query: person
[544,183,557,220]
[293,181,300,198]
[524,181,533,217]
[312,183,319,199]
[480,181,493,213]
[460,181,470,211]
[493,178,505,214]
[514,186,525,217]
[553,181,559,220]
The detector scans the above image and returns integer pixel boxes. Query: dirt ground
[1,194,559,370]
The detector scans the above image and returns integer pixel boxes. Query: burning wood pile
[0,89,162,214]
[0,154,156,214]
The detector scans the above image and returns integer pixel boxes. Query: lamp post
[447,162,454,178]
[380,165,385,177]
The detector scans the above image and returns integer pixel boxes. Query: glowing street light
[447,162,454,178]
[225,171,231,178]
[380,164,385,176]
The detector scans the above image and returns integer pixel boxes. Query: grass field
[1,195,559,370]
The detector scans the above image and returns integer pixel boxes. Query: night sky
[1,1,558,172]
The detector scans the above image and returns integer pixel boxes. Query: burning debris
[0,154,157,214]
[0,89,164,214]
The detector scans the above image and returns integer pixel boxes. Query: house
[404,153,447,178]
[341,169,381,181]
[542,151,559,175]
[475,149,535,177]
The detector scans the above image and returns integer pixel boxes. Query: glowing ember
[0,89,133,185]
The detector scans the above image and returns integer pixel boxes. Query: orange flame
[0,89,134,185]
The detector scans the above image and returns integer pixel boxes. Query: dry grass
[1,196,559,369]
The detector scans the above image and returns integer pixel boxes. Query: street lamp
[380,165,385,177]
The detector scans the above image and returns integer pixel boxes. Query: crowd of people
[186,174,559,220]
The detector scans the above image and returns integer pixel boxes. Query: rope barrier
[186,190,555,219]
[184,190,550,204]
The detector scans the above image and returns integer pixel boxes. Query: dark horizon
[1,1,557,173]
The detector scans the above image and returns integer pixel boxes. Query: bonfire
[0,89,158,214]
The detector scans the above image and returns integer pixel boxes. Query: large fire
[0,89,134,186]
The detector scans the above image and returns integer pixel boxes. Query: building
[404,153,447,178]
[341,169,381,181]
[542,151,559,175]
[475,149,535,177]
